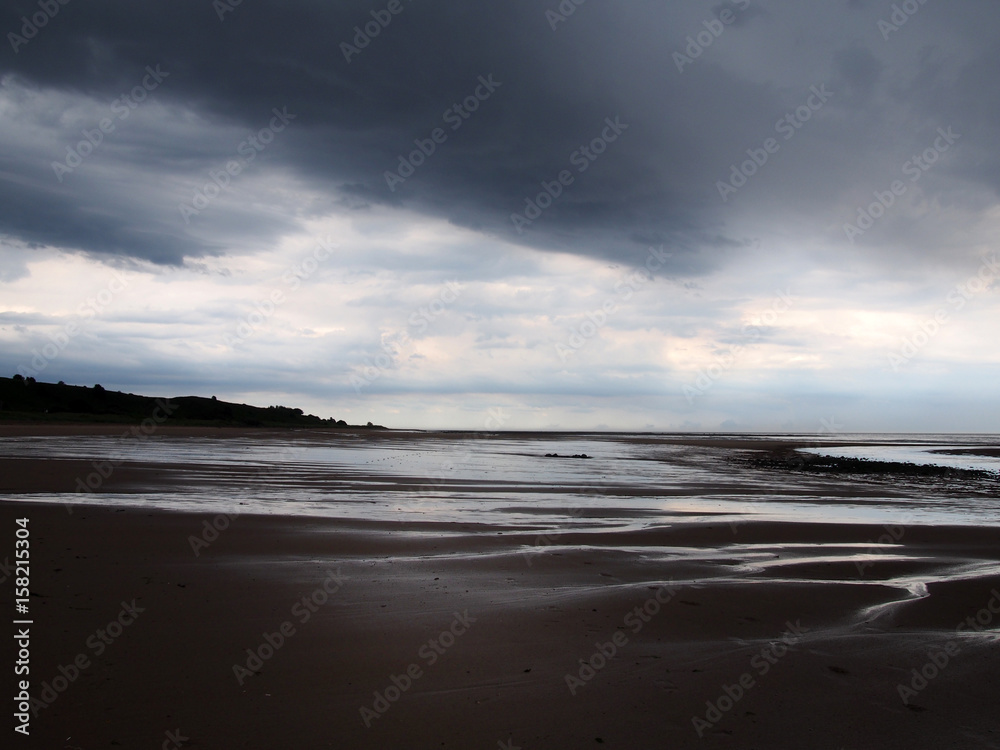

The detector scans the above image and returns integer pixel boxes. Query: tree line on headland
[0,376,382,429]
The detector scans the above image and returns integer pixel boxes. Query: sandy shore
[2,427,999,748]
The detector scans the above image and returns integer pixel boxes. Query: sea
[2,431,998,529]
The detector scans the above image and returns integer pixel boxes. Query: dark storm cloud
[711,1,768,28]
[832,44,884,101]
[1,0,999,269]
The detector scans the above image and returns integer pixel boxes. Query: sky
[0,0,998,432]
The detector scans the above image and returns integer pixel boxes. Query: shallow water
[2,431,998,530]
[798,433,1000,474]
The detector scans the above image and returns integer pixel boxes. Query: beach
[2,426,999,748]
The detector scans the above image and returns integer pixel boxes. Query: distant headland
[0,376,383,429]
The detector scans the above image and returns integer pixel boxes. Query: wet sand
[2,426,999,748]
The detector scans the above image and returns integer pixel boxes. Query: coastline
[2,428,999,747]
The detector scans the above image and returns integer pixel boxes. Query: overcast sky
[1,0,998,431]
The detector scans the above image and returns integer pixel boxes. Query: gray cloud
[0,0,995,272]
[2,1,999,431]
